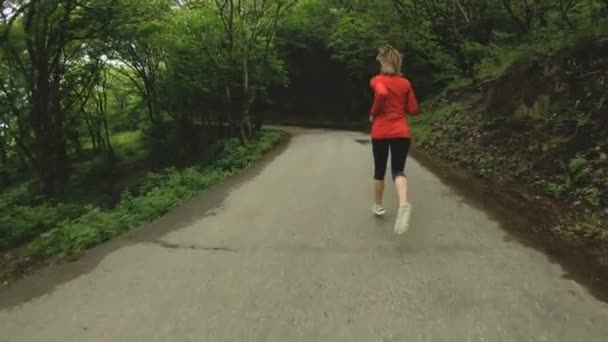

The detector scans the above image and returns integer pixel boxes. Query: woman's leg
[390,138,412,234]
[395,177,408,206]
[390,138,411,207]
[374,181,385,206]
[372,139,389,207]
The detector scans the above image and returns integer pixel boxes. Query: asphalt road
[1,128,607,342]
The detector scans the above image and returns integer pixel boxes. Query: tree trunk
[240,58,255,143]
[84,115,98,151]
[27,45,70,196]
[225,86,237,138]
[0,136,9,189]
[239,120,249,145]
[17,152,27,175]
[54,122,70,189]
[102,114,114,158]
[143,73,161,132]
[69,128,83,157]
[51,77,70,190]
[31,65,58,196]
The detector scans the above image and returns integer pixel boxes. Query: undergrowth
[446,18,608,87]
[1,130,286,259]
[410,99,607,243]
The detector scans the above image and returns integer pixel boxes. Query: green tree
[107,0,172,133]
[212,0,295,143]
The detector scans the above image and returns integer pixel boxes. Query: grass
[112,130,148,161]
[446,77,473,91]
[0,129,287,258]
[409,102,464,148]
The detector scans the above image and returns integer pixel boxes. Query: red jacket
[369,74,419,139]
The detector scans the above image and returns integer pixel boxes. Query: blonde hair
[376,45,402,75]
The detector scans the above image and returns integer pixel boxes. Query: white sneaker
[394,204,411,234]
[372,204,387,217]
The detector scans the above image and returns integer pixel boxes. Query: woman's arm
[370,78,388,117]
[406,84,420,116]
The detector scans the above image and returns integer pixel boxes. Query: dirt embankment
[413,37,608,291]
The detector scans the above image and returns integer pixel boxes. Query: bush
[474,18,608,80]
[0,183,89,250]
[24,130,286,258]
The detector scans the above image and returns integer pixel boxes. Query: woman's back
[370,74,419,139]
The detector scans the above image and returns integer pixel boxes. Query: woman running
[369,45,419,234]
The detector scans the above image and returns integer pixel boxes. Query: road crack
[150,239,237,253]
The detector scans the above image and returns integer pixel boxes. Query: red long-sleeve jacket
[369,74,419,139]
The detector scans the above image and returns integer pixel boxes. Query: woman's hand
[369,115,374,123]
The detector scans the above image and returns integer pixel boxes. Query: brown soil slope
[412,37,608,288]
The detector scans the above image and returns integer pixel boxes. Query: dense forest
[1,0,607,280]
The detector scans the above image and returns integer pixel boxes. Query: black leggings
[372,138,411,181]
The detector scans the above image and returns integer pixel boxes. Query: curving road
[1,128,607,341]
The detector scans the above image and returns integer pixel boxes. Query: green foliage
[410,102,465,148]
[461,41,493,76]
[0,0,292,199]
[547,154,589,196]
[474,14,608,79]
[0,184,87,250]
[2,0,608,265]
[446,78,473,91]
[546,154,604,208]
[554,214,608,241]
[543,109,592,136]
[327,13,383,73]
[23,130,286,258]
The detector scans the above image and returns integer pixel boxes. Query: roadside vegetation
[0,0,292,282]
[1,0,607,282]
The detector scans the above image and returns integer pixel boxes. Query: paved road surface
[1,128,607,341]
